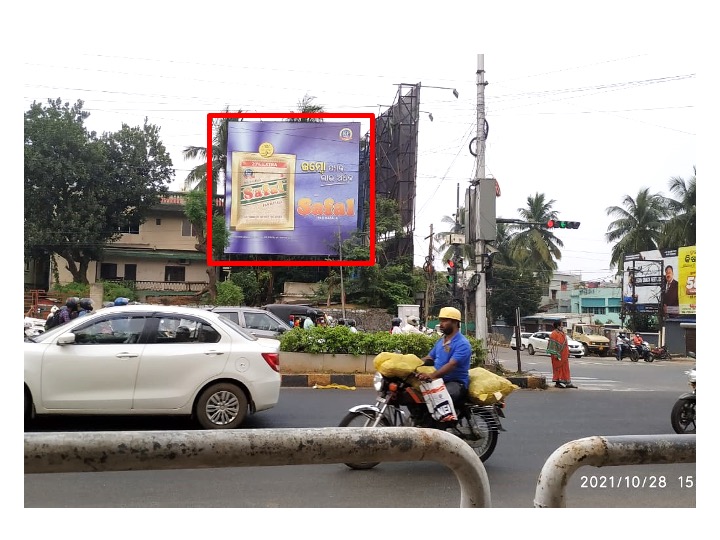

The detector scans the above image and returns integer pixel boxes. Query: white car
[510,332,534,351]
[527,331,585,358]
[24,305,281,429]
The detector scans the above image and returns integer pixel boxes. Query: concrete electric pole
[474,54,490,343]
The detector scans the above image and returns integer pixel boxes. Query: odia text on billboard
[224,121,362,257]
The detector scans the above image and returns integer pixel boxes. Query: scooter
[671,352,696,434]
[639,341,654,362]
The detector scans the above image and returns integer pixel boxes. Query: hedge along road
[25,367,696,508]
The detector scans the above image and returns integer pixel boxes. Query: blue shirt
[428,332,471,386]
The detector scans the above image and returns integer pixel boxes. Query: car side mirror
[56,333,77,345]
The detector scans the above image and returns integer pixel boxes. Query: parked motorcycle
[650,344,671,361]
[339,371,505,469]
[671,352,696,434]
[638,341,654,362]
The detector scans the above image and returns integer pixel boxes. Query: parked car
[24,305,281,429]
[510,332,534,351]
[211,306,291,339]
[527,331,585,358]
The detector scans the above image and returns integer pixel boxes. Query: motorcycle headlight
[373,371,384,392]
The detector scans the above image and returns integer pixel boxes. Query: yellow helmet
[438,307,461,321]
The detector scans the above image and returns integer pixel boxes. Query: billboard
[622,246,696,318]
[211,114,374,266]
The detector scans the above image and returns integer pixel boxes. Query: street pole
[474,54,488,343]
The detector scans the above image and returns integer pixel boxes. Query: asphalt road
[25,351,697,509]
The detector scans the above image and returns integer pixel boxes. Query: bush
[102,281,136,302]
[50,282,89,298]
[280,327,487,366]
[215,281,244,306]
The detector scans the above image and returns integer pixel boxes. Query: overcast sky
[19,0,701,284]
[16,0,708,529]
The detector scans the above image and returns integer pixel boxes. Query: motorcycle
[650,344,671,361]
[615,341,639,362]
[339,371,505,469]
[671,352,696,434]
[638,341,654,362]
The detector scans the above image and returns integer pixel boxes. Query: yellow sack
[377,353,424,378]
[468,367,519,405]
[373,351,400,371]
[409,365,436,389]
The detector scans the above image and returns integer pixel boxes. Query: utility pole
[474,54,489,343]
[424,224,435,325]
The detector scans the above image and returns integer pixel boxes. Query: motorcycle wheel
[338,411,390,469]
[644,355,654,362]
[670,399,696,434]
[630,352,639,362]
[452,410,499,462]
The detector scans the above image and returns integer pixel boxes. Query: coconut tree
[605,187,670,270]
[507,193,563,283]
[182,106,238,196]
[660,167,696,249]
[434,207,475,268]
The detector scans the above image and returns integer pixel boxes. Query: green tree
[507,193,563,283]
[661,167,696,249]
[605,187,670,270]
[434,206,475,269]
[182,107,236,195]
[487,265,543,325]
[288,94,325,121]
[24,98,173,283]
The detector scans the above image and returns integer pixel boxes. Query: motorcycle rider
[416,307,470,408]
[402,315,423,334]
[390,317,403,335]
[616,332,630,361]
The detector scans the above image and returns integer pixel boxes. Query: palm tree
[605,187,670,270]
[288,94,325,121]
[661,167,696,249]
[182,106,238,196]
[434,207,475,268]
[507,193,563,283]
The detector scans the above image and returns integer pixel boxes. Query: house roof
[103,248,206,260]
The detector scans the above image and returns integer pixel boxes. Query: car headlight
[373,371,384,392]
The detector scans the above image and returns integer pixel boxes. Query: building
[40,192,213,299]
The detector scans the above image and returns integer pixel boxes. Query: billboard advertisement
[622,246,696,318]
[216,114,373,264]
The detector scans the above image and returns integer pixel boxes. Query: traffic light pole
[474,54,488,344]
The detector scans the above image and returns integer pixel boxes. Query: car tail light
[262,352,280,372]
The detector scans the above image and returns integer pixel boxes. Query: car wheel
[520,344,526,351]
[195,383,248,429]
[528,345,535,355]
[582,344,590,357]
[24,388,33,422]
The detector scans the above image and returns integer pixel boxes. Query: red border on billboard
[205,112,376,267]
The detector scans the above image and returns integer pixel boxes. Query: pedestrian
[390,317,403,334]
[547,321,576,388]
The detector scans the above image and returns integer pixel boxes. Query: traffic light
[446,259,456,283]
[546,219,580,229]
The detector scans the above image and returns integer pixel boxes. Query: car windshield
[213,315,258,341]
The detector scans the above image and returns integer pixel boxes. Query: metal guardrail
[25,427,492,508]
[534,434,696,508]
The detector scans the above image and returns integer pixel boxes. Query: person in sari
[546,321,577,389]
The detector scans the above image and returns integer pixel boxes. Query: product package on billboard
[419,378,457,422]
[230,151,295,231]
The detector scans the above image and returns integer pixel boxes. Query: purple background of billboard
[224,121,361,256]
